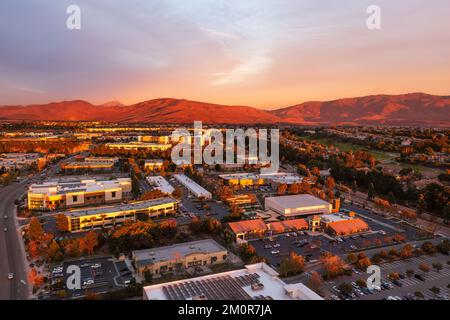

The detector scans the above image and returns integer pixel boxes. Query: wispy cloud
[211,55,271,85]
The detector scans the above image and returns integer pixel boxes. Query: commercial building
[265,194,332,219]
[226,218,309,242]
[132,239,228,276]
[143,262,323,300]
[219,172,302,187]
[266,219,309,235]
[174,174,212,199]
[65,197,179,232]
[144,159,164,171]
[0,153,46,170]
[146,176,174,195]
[138,135,171,144]
[105,142,172,151]
[27,177,132,211]
[226,219,268,243]
[318,213,369,236]
[84,156,119,163]
[61,161,115,173]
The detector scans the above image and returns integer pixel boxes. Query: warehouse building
[132,239,228,276]
[174,174,211,199]
[65,197,179,232]
[265,194,332,219]
[146,176,174,195]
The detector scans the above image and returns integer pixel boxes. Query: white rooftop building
[265,194,332,218]
[174,174,212,199]
[143,263,323,300]
[146,176,175,195]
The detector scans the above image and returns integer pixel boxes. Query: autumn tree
[321,253,346,279]
[28,217,44,241]
[56,214,69,232]
[419,263,430,273]
[400,244,413,259]
[277,183,288,195]
[279,252,305,277]
[28,267,44,288]
[308,271,323,294]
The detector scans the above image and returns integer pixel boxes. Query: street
[0,181,30,300]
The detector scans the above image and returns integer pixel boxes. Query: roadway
[0,180,30,300]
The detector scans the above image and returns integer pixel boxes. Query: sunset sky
[0,0,449,109]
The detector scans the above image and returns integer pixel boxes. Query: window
[72,195,78,202]
[111,191,116,198]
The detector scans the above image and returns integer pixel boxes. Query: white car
[7,273,14,280]
[3,228,7,232]
[273,243,281,248]
[271,250,280,254]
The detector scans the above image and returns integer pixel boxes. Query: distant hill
[0,93,449,126]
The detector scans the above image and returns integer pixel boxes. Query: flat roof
[28,177,131,195]
[143,263,323,300]
[133,239,226,268]
[146,176,174,194]
[219,172,302,183]
[266,194,330,209]
[65,197,177,218]
[174,174,211,197]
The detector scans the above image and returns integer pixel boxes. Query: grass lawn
[296,135,396,161]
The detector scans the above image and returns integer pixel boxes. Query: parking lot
[323,253,450,300]
[167,176,231,224]
[249,208,431,270]
[48,257,132,299]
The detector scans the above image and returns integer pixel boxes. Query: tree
[432,262,443,272]
[278,252,305,277]
[325,177,336,191]
[400,244,413,259]
[430,287,440,296]
[338,283,353,296]
[28,217,44,241]
[56,214,69,232]
[47,240,62,262]
[419,263,430,273]
[308,271,323,293]
[388,272,400,281]
[277,183,288,195]
[437,239,450,255]
[356,279,366,288]
[421,242,437,255]
[406,269,415,278]
[356,257,371,270]
[28,267,44,287]
[414,291,424,299]
[347,253,357,264]
[83,231,98,255]
[321,253,346,279]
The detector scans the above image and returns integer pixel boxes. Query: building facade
[66,197,179,232]
[27,177,132,211]
[132,239,228,276]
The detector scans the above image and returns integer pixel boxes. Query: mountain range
[0,93,449,126]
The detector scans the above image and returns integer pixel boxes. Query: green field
[296,135,396,161]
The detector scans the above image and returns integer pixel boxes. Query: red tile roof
[227,219,267,234]
[327,218,369,235]
[268,219,309,233]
